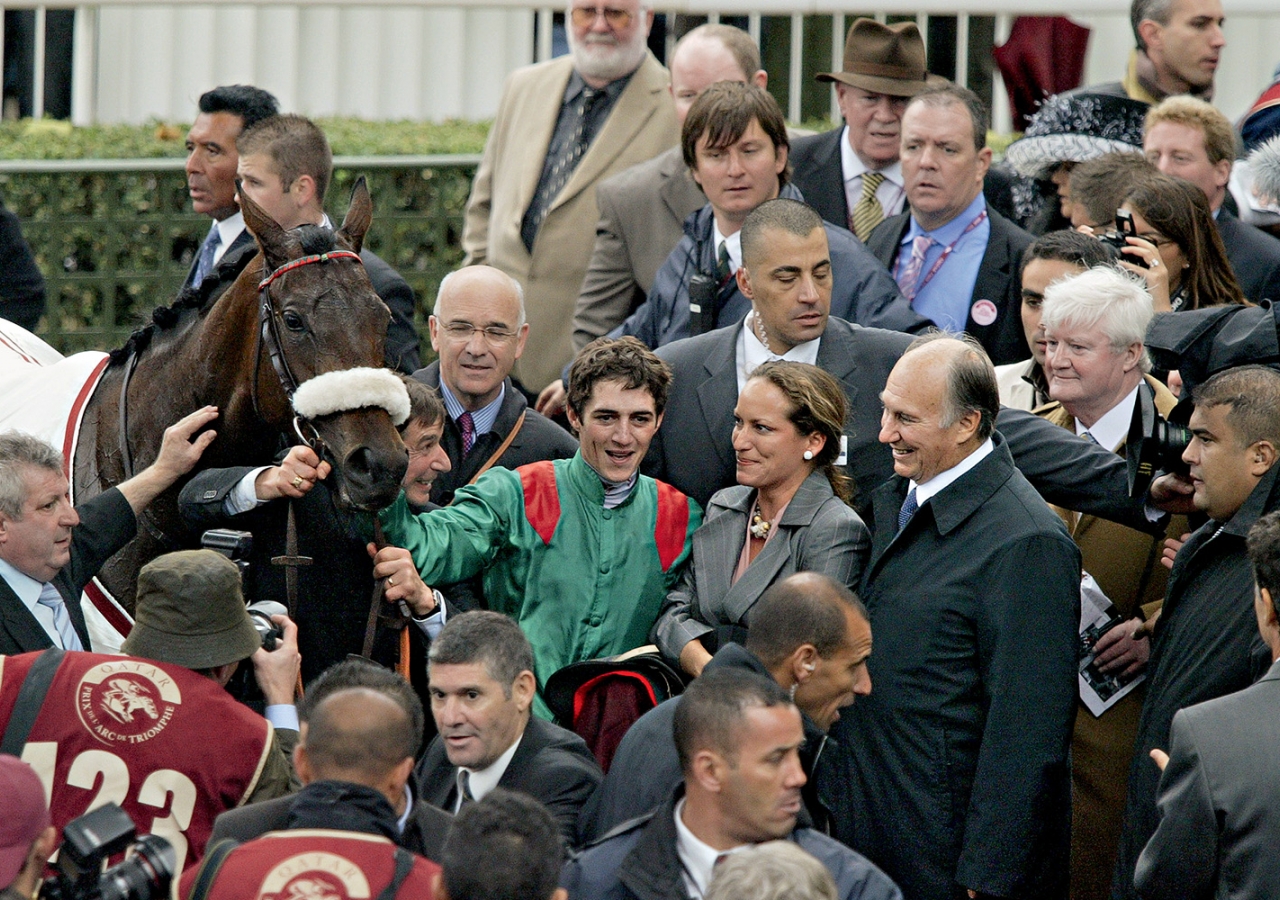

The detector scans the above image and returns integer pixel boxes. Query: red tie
[458,411,476,456]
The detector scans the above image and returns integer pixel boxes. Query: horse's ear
[337,177,372,255]
[240,182,303,271]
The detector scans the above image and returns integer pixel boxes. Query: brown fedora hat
[817,18,937,97]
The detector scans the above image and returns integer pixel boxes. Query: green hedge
[0,117,490,160]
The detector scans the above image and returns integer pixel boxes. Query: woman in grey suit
[654,361,870,676]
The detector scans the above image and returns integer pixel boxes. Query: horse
[66,180,409,637]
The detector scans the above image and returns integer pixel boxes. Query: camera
[1126,381,1193,498]
[688,273,720,337]
[247,599,288,651]
[40,804,174,900]
[1097,209,1148,269]
[201,528,252,587]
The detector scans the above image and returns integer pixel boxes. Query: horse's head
[242,180,409,511]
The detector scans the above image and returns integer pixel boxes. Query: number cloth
[0,650,274,869]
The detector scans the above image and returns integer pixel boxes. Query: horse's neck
[77,279,289,498]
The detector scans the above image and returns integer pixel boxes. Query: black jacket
[578,643,830,844]
[1112,465,1278,900]
[0,489,135,655]
[1216,207,1280,305]
[865,204,1035,365]
[562,790,902,900]
[0,200,46,331]
[410,363,577,506]
[208,789,453,862]
[417,715,602,847]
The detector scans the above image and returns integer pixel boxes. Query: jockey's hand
[251,613,301,706]
[368,543,436,618]
[118,406,220,514]
[256,445,332,501]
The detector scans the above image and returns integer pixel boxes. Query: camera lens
[247,600,287,651]
[97,836,175,900]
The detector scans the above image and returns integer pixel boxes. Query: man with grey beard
[461,0,678,393]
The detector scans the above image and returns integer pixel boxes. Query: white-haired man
[461,0,678,393]
[1038,266,1186,899]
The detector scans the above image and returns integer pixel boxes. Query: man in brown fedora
[791,19,935,242]
[792,18,1015,243]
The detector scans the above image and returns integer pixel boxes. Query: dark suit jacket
[1216,207,1280,305]
[788,128,1019,232]
[0,488,135,655]
[646,317,1146,531]
[830,435,1080,900]
[1134,657,1280,900]
[866,204,1034,364]
[410,363,577,506]
[578,643,830,843]
[182,226,255,292]
[416,715,601,846]
[0,200,46,331]
[183,227,420,374]
[209,790,452,862]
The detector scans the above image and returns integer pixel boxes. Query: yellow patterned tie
[850,171,886,241]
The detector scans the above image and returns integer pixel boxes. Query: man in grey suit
[569,24,766,358]
[1134,508,1280,899]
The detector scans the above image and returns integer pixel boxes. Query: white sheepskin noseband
[292,367,410,426]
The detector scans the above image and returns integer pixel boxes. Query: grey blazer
[1134,656,1280,899]
[652,470,869,661]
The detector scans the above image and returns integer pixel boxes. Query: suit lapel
[0,581,55,653]
[966,206,1014,344]
[695,330,741,476]
[658,149,702,224]
[553,54,666,214]
[516,61,575,223]
[814,131,849,224]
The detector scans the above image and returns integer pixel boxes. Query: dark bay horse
[71,180,409,624]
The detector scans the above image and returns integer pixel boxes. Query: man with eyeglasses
[461,0,677,396]
[411,266,577,506]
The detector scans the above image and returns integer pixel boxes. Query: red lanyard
[899,208,988,298]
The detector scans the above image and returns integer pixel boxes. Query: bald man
[412,266,576,506]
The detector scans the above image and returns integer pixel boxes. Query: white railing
[2,3,1278,128]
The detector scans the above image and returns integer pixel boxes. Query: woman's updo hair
[748,361,853,505]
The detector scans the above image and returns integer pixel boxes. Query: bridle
[252,249,364,459]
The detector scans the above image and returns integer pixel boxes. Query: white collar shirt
[212,212,246,266]
[455,731,523,811]
[736,312,822,391]
[911,437,995,507]
[840,126,906,219]
[0,558,61,645]
[1075,383,1141,452]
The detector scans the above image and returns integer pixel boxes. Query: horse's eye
[282,311,306,332]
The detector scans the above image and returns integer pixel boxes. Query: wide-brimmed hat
[0,755,49,886]
[816,19,938,97]
[122,549,260,670]
[1005,91,1149,180]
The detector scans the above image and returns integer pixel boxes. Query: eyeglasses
[442,322,520,344]
[570,6,634,29]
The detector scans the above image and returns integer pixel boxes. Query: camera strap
[185,838,240,900]
[0,647,65,756]
[377,847,415,900]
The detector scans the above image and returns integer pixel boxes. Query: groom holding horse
[0,406,218,654]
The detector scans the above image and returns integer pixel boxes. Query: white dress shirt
[911,437,995,507]
[0,558,64,646]
[736,311,821,391]
[455,731,523,812]
[1074,383,1141,452]
[840,126,906,219]
[211,211,246,267]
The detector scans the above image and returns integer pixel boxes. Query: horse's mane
[108,225,344,364]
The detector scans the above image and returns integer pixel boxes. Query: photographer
[0,756,56,900]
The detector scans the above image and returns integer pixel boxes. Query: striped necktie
[850,171,886,241]
[192,222,221,288]
[897,235,936,303]
[37,582,83,650]
[457,770,475,810]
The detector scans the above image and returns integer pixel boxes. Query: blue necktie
[37,583,83,651]
[897,487,919,533]
[192,222,221,288]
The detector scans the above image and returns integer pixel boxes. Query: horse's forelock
[294,225,338,255]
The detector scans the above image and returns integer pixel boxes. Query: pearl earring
[803,450,814,461]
